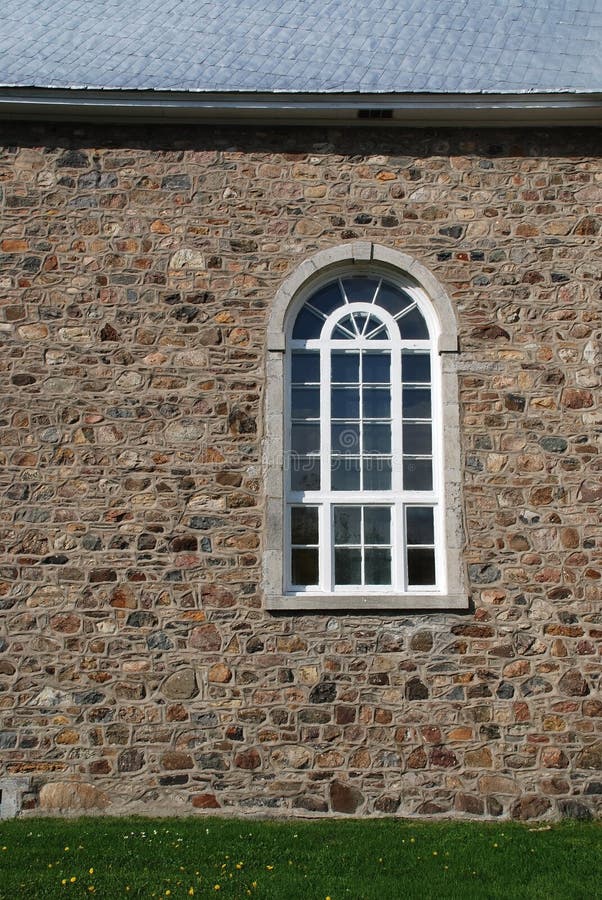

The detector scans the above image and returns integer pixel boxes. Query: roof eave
[0,87,601,126]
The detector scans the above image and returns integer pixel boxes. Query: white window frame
[264,243,467,611]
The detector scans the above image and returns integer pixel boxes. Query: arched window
[264,244,466,610]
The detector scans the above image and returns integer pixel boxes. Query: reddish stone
[203,584,235,607]
[329,780,364,814]
[191,793,220,809]
[190,623,221,651]
[234,748,261,770]
[559,670,590,697]
[50,614,80,634]
[562,389,593,409]
[541,747,568,768]
[430,746,457,768]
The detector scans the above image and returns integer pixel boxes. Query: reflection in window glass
[292,351,320,384]
[397,306,429,339]
[403,458,433,491]
[402,351,431,383]
[407,548,436,585]
[290,456,320,491]
[292,548,319,585]
[291,506,319,544]
[331,352,359,384]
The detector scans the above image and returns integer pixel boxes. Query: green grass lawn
[0,816,599,899]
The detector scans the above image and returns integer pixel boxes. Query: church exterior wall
[0,122,600,819]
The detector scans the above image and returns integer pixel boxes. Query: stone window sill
[265,593,469,611]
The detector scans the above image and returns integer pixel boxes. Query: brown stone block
[455,793,485,815]
[576,741,602,769]
[161,751,194,770]
[465,747,493,768]
[190,623,221,651]
[558,670,590,697]
[511,795,551,820]
[234,748,261,770]
[191,793,220,809]
[329,780,364,814]
[541,747,568,768]
[430,746,457,768]
[479,774,519,795]
[208,663,232,683]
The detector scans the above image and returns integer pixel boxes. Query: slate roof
[1,0,601,94]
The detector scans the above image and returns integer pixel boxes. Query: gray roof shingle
[0,0,601,94]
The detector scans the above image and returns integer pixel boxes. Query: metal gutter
[0,88,601,125]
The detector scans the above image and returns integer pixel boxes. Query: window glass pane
[290,457,320,491]
[363,458,391,490]
[292,306,323,339]
[307,282,342,318]
[334,315,358,339]
[331,388,360,419]
[402,387,431,419]
[334,506,361,544]
[291,423,320,454]
[291,506,319,545]
[403,423,432,455]
[365,548,391,585]
[402,352,431,383]
[363,423,391,454]
[341,277,378,303]
[363,352,390,383]
[332,323,355,339]
[364,507,390,545]
[406,507,434,545]
[403,458,433,491]
[331,457,361,491]
[335,548,361,585]
[331,352,359,383]
[332,423,360,455]
[363,387,390,419]
[397,306,429,339]
[353,313,368,334]
[292,351,320,384]
[407,548,436,585]
[376,282,413,318]
[292,548,319,585]
[292,387,320,419]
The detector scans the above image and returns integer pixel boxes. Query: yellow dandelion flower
[88,888,95,894]
[64,847,70,852]
[1,847,7,851]
[236,863,243,870]
[214,886,221,892]
[61,879,67,886]
[89,868,94,875]
[165,891,171,897]
[433,851,438,856]
[252,881,258,889]
[266,865,274,871]
[70,877,77,884]
[188,889,195,896]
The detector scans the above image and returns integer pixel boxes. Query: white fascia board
[0,88,600,125]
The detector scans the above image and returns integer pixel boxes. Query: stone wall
[0,122,600,820]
